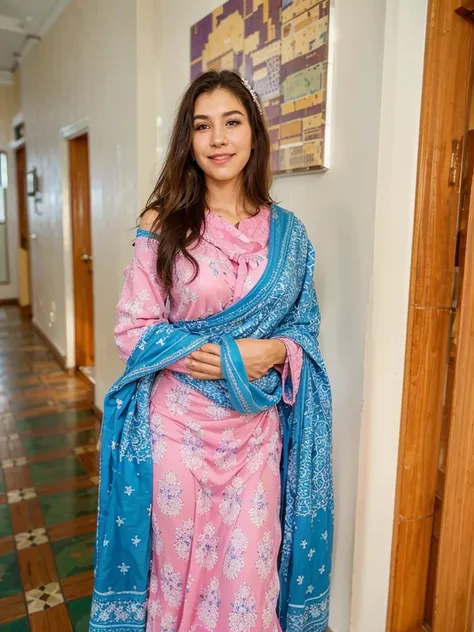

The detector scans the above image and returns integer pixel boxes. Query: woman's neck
[205,176,253,220]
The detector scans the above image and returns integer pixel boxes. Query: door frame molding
[59,118,90,370]
[387,1,474,630]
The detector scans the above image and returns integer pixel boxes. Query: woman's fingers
[190,369,221,380]
[189,351,221,366]
[199,343,221,356]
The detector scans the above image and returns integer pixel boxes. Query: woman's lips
[208,154,235,165]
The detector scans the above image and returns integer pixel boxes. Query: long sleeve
[114,235,169,363]
[274,337,303,405]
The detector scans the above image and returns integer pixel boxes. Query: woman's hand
[185,338,287,381]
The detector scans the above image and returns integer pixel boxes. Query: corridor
[0,307,99,631]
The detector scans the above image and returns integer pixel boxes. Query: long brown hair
[139,69,273,290]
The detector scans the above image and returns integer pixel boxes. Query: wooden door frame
[387,1,474,630]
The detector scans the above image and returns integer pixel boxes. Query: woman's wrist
[269,338,287,366]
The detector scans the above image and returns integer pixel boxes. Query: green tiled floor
[15,410,93,433]
[51,532,95,578]
[68,596,92,632]
[30,455,87,486]
[22,432,71,455]
[39,486,98,526]
[0,468,3,494]
[0,505,11,538]
[0,618,29,631]
[0,551,23,597]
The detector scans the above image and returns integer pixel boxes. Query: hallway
[0,307,99,631]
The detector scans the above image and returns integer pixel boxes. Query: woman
[90,70,333,632]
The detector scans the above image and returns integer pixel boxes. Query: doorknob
[80,254,93,262]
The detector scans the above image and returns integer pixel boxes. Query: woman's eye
[226,120,240,127]
[195,124,209,131]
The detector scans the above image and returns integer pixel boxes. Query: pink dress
[114,207,303,632]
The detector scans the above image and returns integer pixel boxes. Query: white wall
[0,82,19,301]
[21,0,138,402]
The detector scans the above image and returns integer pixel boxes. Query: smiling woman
[91,70,333,632]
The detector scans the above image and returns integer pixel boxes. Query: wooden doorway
[387,1,474,630]
[15,146,32,318]
[69,134,95,372]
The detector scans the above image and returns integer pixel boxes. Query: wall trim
[0,298,18,306]
[32,319,75,375]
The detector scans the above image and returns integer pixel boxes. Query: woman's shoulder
[272,204,307,236]
[139,209,160,232]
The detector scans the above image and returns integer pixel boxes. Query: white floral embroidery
[184,574,195,603]
[247,426,268,472]
[166,382,191,416]
[267,431,281,476]
[229,583,257,631]
[256,531,273,579]
[195,522,219,570]
[197,472,213,514]
[150,412,167,463]
[214,429,241,471]
[249,481,269,527]
[152,514,163,555]
[174,519,194,560]
[161,612,178,632]
[173,264,199,317]
[205,403,231,420]
[160,561,183,608]
[219,476,244,524]
[157,472,183,516]
[180,421,205,470]
[149,571,159,594]
[197,576,221,630]
[147,597,162,618]
[123,289,150,318]
[224,528,248,579]
[262,573,280,628]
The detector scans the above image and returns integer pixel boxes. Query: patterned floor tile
[0,433,19,443]
[0,594,28,626]
[21,434,71,456]
[18,543,58,592]
[15,528,49,550]
[38,487,97,527]
[25,582,64,613]
[0,470,3,494]
[7,488,37,504]
[9,498,44,535]
[15,410,94,433]
[0,551,23,597]
[29,456,87,487]
[51,532,95,579]
[67,596,92,632]
[2,457,27,469]
[89,476,99,485]
[0,505,11,538]
[61,570,93,602]
[3,465,34,492]
[29,603,72,631]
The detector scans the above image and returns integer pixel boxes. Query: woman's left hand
[185,338,287,381]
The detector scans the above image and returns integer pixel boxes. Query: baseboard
[0,298,19,306]
[32,321,74,375]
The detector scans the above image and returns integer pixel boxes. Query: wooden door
[16,146,32,317]
[69,134,94,368]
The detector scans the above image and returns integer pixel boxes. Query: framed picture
[26,168,38,197]
[191,0,332,174]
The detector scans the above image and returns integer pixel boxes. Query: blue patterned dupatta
[90,205,334,632]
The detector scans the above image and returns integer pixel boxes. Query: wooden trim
[92,404,103,422]
[432,175,474,629]
[0,298,18,306]
[31,322,75,376]
[387,2,474,630]
[456,0,474,18]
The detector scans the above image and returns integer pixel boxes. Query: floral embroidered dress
[114,206,303,632]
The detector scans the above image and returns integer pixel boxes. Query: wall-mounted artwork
[191,0,332,174]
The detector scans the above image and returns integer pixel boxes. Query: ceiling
[0,0,70,80]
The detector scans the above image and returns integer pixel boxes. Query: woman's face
[192,88,253,187]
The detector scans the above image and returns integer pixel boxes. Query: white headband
[241,77,264,116]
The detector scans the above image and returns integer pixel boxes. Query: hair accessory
[241,77,264,116]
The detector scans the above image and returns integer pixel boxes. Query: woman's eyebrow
[193,110,244,121]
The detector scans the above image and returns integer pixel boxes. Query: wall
[21,0,138,403]
[0,80,20,300]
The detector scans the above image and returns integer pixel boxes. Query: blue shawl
[90,205,333,632]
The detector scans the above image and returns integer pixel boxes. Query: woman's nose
[210,127,227,147]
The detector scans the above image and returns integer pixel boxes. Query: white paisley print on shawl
[195,522,219,570]
[255,531,273,579]
[214,428,241,471]
[249,480,269,527]
[219,476,244,524]
[160,561,183,608]
[174,518,194,560]
[267,430,281,476]
[229,583,258,632]
[157,472,183,516]
[173,264,199,317]
[180,420,205,470]
[150,411,166,463]
[205,402,231,420]
[197,576,221,630]
[149,570,159,594]
[262,573,280,629]
[166,382,191,416]
[224,527,248,579]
